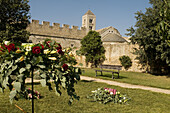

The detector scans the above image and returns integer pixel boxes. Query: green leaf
[13,82,21,92]
[19,68,26,74]
[2,77,8,88]
[40,73,46,78]
[26,64,31,70]
[50,40,55,45]
[68,98,73,105]
[75,74,80,81]
[7,61,13,69]
[37,65,46,69]
[38,56,43,62]
[15,58,20,63]
[12,65,17,71]
[61,77,66,88]
[9,90,17,104]
[17,74,24,82]
[7,69,12,76]
[9,90,16,98]
[55,88,61,96]
[40,79,46,87]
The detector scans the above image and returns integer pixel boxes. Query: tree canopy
[80,31,105,67]
[0,0,30,43]
[126,0,170,74]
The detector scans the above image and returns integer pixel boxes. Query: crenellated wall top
[27,19,87,39]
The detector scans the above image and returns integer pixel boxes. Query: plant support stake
[31,66,34,113]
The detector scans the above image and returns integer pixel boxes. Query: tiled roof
[96,26,120,35]
[102,33,127,42]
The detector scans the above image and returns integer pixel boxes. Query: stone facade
[27,20,86,48]
[27,10,143,72]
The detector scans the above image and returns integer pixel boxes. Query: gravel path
[25,76,170,95]
[80,76,170,95]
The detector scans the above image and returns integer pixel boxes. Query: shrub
[119,55,132,70]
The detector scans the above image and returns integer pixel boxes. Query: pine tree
[0,0,30,43]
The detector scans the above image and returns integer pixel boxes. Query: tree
[0,0,30,43]
[80,31,105,67]
[126,0,170,74]
[156,0,170,46]
[119,55,132,70]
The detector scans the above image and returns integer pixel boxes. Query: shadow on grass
[97,73,127,79]
[81,80,95,82]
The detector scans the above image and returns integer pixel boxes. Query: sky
[28,0,152,37]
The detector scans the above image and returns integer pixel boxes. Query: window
[84,19,86,23]
[89,26,92,30]
[71,44,74,47]
[89,19,93,23]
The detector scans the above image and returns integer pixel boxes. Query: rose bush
[0,39,81,104]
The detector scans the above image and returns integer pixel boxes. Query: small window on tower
[84,19,86,23]
[71,44,74,47]
[89,19,93,23]
[89,26,92,30]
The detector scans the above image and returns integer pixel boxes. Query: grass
[0,81,170,113]
[81,68,170,89]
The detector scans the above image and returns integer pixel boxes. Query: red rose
[40,44,44,50]
[56,44,62,50]
[7,43,15,52]
[46,41,51,48]
[4,44,8,48]
[57,49,64,55]
[62,63,68,71]
[32,46,41,54]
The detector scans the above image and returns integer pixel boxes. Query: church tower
[82,10,96,33]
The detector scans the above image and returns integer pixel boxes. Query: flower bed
[87,87,130,104]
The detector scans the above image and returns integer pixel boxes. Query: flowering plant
[0,39,81,104]
[87,87,130,104]
[18,88,41,100]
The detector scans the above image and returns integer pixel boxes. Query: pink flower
[28,93,32,99]
[113,89,117,95]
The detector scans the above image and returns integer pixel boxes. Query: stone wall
[27,20,86,44]
[27,20,143,72]
[74,42,142,72]
[102,42,142,72]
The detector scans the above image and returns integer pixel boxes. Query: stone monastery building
[27,10,141,72]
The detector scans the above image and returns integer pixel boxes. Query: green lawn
[0,81,170,113]
[81,68,170,89]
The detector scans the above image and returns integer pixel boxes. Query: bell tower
[82,10,96,33]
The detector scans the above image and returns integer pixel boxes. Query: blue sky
[28,0,152,37]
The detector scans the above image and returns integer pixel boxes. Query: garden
[0,0,170,113]
[0,80,170,113]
